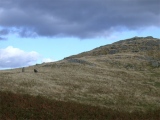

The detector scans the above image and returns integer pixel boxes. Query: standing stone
[34,69,38,73]
[22,67,25,72]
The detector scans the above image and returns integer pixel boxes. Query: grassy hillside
[0,36,160,119]
[65,36,160,59]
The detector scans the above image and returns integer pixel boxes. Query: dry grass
[0,53,160,112]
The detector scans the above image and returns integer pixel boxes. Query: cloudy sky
[0,0,160,69]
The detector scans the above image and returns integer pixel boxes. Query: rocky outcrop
[67,58,95,66]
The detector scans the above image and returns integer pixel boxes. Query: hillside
[0,36,160,114]
[64,36,160,70]
[65,36,160,60]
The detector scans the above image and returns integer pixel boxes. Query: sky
[0,0,160,69]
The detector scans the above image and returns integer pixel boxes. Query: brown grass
[1,91,160,120]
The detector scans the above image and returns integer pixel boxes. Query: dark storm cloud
[0,29,9,40]
[0,0,159,38]
[0,29,9,35]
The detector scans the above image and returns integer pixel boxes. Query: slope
[0,36,160,112]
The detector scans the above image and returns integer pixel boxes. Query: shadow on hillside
[0,91,160,120]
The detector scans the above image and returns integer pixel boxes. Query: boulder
[108,49,118,54]
[151,61,159,67]
[34,69,38,73]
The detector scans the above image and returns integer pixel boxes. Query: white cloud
[42,58,54,63]
[0,46,40,69]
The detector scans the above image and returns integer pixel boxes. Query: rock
[121,45,128,50]
[132,50,139,52]
[151,61,159,67]
[67,58,95,66]
[108,49,118,54]
[34,69,38,73]
[146,36,153,39]
[145,41,159,46]
[22,67,25,72]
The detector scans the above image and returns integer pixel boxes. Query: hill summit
[65,36,160,59]
[64,36,160,69]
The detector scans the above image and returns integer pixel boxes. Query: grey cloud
[0,29,9,35]
[0,0,160,38]
[0,29,9,40]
